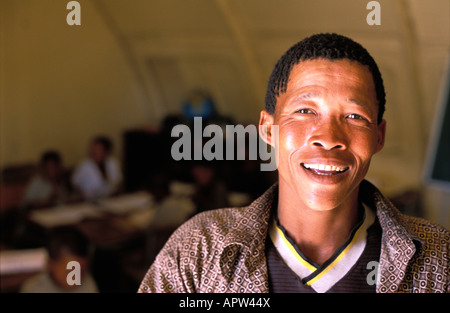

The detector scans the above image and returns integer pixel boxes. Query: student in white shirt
[22,150,69,209]
[72,136,122,201]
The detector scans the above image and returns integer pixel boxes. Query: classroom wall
[0,0,152,168]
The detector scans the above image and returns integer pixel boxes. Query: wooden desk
[26,192,156,249]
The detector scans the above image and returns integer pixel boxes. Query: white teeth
[303,163,346,172]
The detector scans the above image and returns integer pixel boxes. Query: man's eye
[296,109,313,114]
[347,113,366,120]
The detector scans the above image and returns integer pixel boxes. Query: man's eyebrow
[294,92,320,100]
[348,98,366,106]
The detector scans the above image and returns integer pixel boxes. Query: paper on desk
[98,191,154,214]
[0,248,48,274]
[29,203,102,227]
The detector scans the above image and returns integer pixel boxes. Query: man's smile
[298,158,353,185]
[301,163,349,175]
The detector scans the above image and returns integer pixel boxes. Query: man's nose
[308,119,348,151]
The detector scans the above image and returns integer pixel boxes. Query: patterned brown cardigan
[138,180,449,293]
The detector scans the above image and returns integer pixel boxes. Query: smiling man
[139,33,449,293]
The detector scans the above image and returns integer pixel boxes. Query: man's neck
[277,184,361,266]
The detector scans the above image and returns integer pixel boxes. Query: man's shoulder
[152,206,254,263]
[171,184,276,243]
[172,206,250,240]
[400,213,450,245]
[361,179,449,246]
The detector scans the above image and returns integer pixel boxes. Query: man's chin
[294,181,361,212]
[302,196,346,212]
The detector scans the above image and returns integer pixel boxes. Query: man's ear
[259,110,275,147]
[375,119,386,154]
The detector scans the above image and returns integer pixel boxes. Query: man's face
[260,58,386,211]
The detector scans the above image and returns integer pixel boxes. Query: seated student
[72,136,122,201]
[20,227,98,293]
[22,150,69,210]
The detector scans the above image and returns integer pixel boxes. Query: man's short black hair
[265,33,386,123]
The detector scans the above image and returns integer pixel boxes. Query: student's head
[40,150,63,181]
[89,136,113,164]
[259,33,386,211]
[45,227,90,289]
